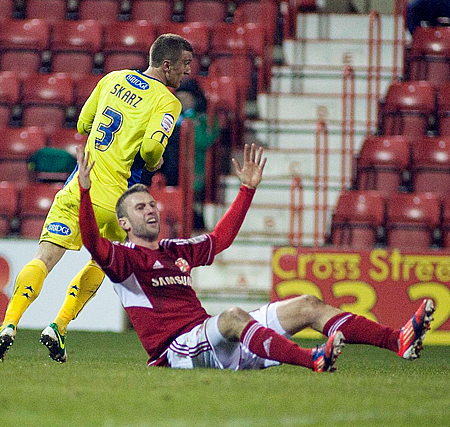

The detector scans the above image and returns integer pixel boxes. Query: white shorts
[166,302,291,370]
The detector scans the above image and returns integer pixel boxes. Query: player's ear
[162,59,171,72]
[118,217,130,232]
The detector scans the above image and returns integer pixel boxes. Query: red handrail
[289,175,303,246]
[367,11,382,134]
[178,119,195,237]
[341,65,355,190]
[393,0,407,80]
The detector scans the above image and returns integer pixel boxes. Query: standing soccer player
[0,34,193,362]
[77,143,434,371]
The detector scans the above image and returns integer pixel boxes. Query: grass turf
[1,329,449,427]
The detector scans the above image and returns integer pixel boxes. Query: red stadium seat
[184,0,227,23]
[0,0,13,19]
[406,27,450,85]
[386,192,441,249]
[211,22,264,57]
[0,181,19,236]
[160,22,210,56]
[0,126,47,183]
[441,196,450,247]
[0,19,50,76]
[19,182,63,239]
[78,0,120,23]
[103,20,156,73]
[379,81,436,139]
[149,174,183,239]
[356,135,411,193]
[0,71,20,127]
[21,73,75,136]
[49,128,88,157]
[26,0,67,22]
[131,0,173,24]
[50,20,103,77]
[411,136,450,194]
[437,81,450,135]
[74,73,104,109]
[329,190,386,248]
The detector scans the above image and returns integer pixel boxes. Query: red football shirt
[79,184,255,365]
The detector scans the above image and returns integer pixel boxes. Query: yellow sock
[53,260,105,335]
[1,259,48,330]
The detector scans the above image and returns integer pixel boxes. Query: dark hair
[116,184,150,219]
[176,78,208,113]
[150,34,193,67]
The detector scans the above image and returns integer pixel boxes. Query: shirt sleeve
[209,185,255,255]
[79,185,133,282]
[77,76,105,135]
[140,95,182,169]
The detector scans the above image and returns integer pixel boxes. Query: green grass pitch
[1,329,449,427]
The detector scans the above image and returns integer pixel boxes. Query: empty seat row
[355,135,450,194]
[0,180,63,238]
[378,80,450,138]
[328,190,450,250]
[0,18,268,91]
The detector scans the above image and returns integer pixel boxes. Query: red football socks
[240,320,314,369]
[323,312,399,352]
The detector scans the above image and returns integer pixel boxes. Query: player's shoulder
[160,234,211,248]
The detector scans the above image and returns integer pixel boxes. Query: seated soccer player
[78,144,435,371]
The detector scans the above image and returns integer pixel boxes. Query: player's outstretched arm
[232,143,267,189]
[210,144,267,255]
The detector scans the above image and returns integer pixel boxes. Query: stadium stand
[328,190,386,248]
[0,181,19,237]
[385,192,441,249]
[441,196,450,248]
[0,126,47,183]
[411,136,450,193]
[160,22,210,56]
[74,73,104,110]
[0,18,50,76]
[21,73,75,136]
[103,20,156,73]
[0,71,20,127]
[48,128,88,158]
[378,80,436,138]
[355,135,411,193]
[50,20,103,76]
[18,182,63,239]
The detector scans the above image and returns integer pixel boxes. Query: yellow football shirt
[64,69,182,211]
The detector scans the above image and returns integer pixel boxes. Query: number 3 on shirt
[95,106,123,151]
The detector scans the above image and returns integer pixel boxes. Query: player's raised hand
[76,145,95,190]
[232,143,267,189]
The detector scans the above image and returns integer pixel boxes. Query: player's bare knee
[218,307,253,341]
[295,294,323,309]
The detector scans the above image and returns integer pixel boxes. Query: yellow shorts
[39,188,126,251]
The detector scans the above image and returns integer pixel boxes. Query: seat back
[0,71,20,127]
[51,20,103,75]
[0,18,50,74]
[356,135,411,192]
[131,0,173,23]
[407,27,450,84]
[103,20,155,72]
[184,0,226,23]
[160,22,210,56]
[330,190,386,248]
[74,73,104,109]
[49,128,88,157]
[386,192,441,249]
[380,81,436,138]
[0,181,18,236]
[437,81,450,135]
[0,0,13,19]
[412,136,450,193]
[78,0,120,23]
[26,0,67,21]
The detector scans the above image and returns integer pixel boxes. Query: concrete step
[271,65,392,96]
[282,38,397,69]
[257,92,370,123]
[295,13,408,42]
